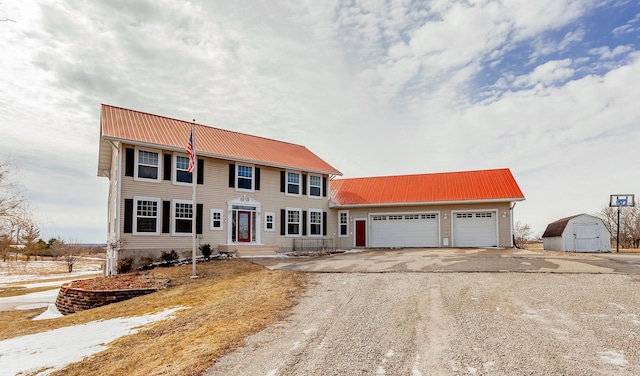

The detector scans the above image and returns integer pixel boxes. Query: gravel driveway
[204,251,640,375]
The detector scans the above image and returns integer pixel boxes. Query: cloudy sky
[1,0,639,243]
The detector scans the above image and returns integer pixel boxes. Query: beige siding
[118,144,337,258]
[334,202,513,248]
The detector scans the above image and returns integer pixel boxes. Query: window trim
[173,153,193,186]
[172,199,193,236]
[133,147,162,183]
[210,209,223,231]
[285,207,302,237]
[308,209,323,237]
[132,196,161,236]
[235,163,255,192]
[338,210,349,238]
[264,211,275,232]
[286,171,301,197]
[308,174,323,198]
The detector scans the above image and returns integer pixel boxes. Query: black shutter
[125,148,134,177]
[255,167,261,190]
[229,164,235,188]
[302,174,307,195]
[280,171,285,192]
[163,154,172,181]
[302,210,307,236]
[323,211,328,236]
[196,204,203,234]
[124,199,133,233]
[280,209,286,235]
[197,159,204,185]
[162,201,170,233]
[322,177,328,197]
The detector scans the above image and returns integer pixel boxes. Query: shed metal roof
[98,104,341,176]
[330,168,525,206]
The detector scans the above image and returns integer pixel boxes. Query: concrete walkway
[251,248,640,274]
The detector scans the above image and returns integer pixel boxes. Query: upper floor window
[309,175,322,197]
[287,172,300,195]
[135,149,161,182]
[133,197,160,235]
[174,155,193,184]
[237,164,254,190]
[339,210,349,237]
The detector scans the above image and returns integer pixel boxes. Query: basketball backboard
[609,194,635,207]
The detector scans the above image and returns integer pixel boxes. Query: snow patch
[33,304,62,320]
[599,350,628,366]
[0,306,184,375]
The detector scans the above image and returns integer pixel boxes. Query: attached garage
[542,214,611,252]
[370,213,439,247]
[330,168,526,249]
[452,211,498,247]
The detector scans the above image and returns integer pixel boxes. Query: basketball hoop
[609,194,635,253]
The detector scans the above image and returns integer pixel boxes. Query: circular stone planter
[55,277,170,315]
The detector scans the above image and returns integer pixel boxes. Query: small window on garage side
[339,210,349,237]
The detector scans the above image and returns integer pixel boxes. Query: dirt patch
[66,273,169,291]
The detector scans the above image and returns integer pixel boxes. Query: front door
[355,220,366,247]
[237,211,251,242]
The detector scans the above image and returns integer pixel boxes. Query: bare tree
[595,206,640,249]
[49,239,83,272]
[0,233,10,262]
[514,221,533,246]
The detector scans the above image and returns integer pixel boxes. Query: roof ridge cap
[102,103,308,149]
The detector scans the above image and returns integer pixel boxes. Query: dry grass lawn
[523,241,640,253]
[2,259,307,376]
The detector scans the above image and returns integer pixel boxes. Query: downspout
[511,202,520,249]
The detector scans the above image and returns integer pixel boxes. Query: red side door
[355,220,366,247]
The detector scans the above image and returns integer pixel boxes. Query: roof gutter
[329,197,526,208]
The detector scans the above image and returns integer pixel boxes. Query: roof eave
[102,136,343,176]
[330,197,525,208]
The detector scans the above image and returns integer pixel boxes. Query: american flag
[186,130,195,173]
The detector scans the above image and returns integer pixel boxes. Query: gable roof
[98,104,341,176]
[541,214,608,238]
[330,168,525,207]
[541,215,582,238]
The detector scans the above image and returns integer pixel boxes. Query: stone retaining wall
[55,283,162,315]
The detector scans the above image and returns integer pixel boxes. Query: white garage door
[453,212,497,247]
[370,213,439,247]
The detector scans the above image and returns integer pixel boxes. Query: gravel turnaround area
[204,272,640,376]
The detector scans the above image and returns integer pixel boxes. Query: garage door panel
[371,214,439,248]
[453,212,497,247]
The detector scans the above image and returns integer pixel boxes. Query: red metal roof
[330,168,525,206]
[100,104,341,175]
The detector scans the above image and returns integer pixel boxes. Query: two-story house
[98,104,525,274]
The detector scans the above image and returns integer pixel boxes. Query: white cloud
[0,0,638,240]
[589,45,634,60]
[513,59,576,87]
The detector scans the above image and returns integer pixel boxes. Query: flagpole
[191,120,198,278]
